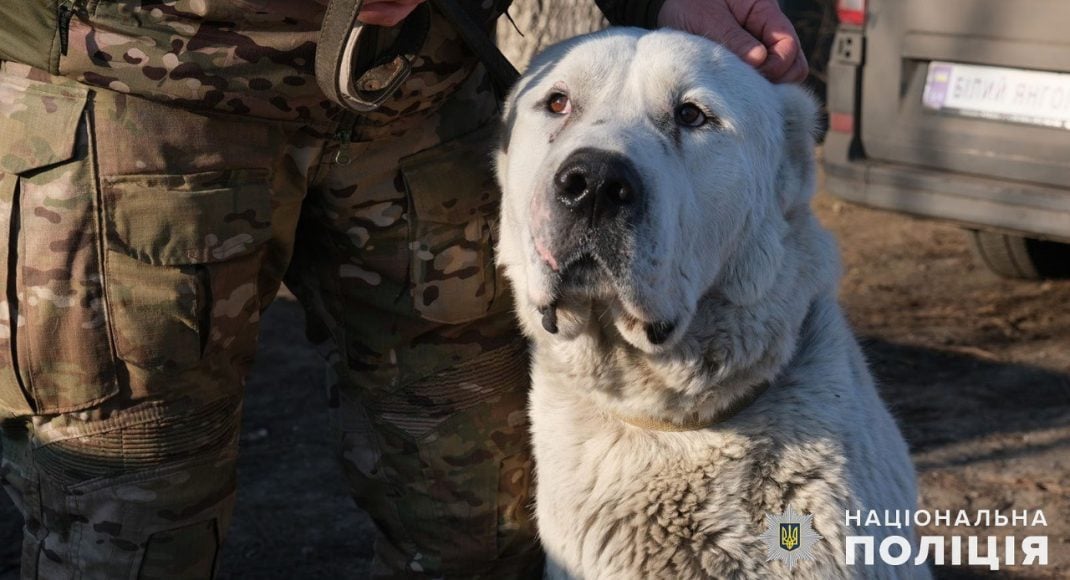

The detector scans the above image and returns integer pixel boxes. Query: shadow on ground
[864,337,1070,457]
[867,337,1070,580]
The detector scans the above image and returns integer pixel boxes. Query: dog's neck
[528,213,838,429]
[611,380,771,431]
[531,293,817,428]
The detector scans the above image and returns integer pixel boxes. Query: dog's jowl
[495,28,930,579]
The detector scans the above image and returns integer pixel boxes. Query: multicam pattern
[401,124,504,324]
[0,63,264,578]
[283,62,539,576]
[42,0,509,131]
[3,399,241,579]
[59,0,338,126]
[0,5,541,576]
[0,66,115,415]
[335,337,540,577]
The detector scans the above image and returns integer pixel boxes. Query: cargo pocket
[101,169,272,371]
[0,171,27,417]
[399,124,504,325]
[139,519,221,579]
[0,72,106,416]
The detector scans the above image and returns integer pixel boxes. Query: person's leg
[0,62,319,579]
[285,15,541,577]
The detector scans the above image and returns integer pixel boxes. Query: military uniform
[0,0,662,577]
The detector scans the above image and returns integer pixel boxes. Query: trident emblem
[760,505,822,569]
[779,523,800,551]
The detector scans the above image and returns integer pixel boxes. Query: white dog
[494,28,929,579]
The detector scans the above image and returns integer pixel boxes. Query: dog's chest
[535,427,780,579]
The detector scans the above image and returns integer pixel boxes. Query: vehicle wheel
[968,230,1070,280]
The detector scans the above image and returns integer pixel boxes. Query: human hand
[358,0,428,26]
[656,0,809,83]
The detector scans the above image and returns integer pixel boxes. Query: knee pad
[7,397,242,579]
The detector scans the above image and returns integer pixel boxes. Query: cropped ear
[774,85,820,212]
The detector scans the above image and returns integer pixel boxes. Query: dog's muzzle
[532,149,674,343]
[552,148,643,224]
[533,148,644,281]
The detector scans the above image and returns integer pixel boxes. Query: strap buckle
[317,0,519,113]
[317,0,430,113]
[338,33,412,112]
[339,8,431,112]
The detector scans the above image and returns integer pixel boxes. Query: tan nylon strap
[614,382,771,432]
[316,0,365,110]
[317,0,520,113]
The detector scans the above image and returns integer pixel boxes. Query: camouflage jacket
[0,0,663,129]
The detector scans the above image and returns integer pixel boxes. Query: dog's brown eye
[547,92,571,114]
[675,103,707,127]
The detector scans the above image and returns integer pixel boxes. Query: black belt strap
[430,0,520,99]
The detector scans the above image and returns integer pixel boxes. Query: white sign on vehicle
[923,61,1070,129]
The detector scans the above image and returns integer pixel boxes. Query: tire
[968,230,1070,280]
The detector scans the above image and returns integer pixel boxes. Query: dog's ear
[719,86,816,305]
[719,215,788,305]
[774,85,820,212]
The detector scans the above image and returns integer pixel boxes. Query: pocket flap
[103,169,272,265]
[0,74,89,174]
[400,124,500,224]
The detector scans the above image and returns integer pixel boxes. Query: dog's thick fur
[495,29,929,579]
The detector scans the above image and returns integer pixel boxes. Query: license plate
[923,61,1070,130]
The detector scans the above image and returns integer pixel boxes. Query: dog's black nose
[553,148,642,222]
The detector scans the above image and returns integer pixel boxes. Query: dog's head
[496,29,830,396]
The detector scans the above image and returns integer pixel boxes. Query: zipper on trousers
[332,112,358,165]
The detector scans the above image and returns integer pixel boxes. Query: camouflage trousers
[0,14,540,580]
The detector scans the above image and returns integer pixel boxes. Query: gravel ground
[2,178,1068,579]
[815,191,1070,580]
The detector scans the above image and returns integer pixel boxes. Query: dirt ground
[1,175,1068,578]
